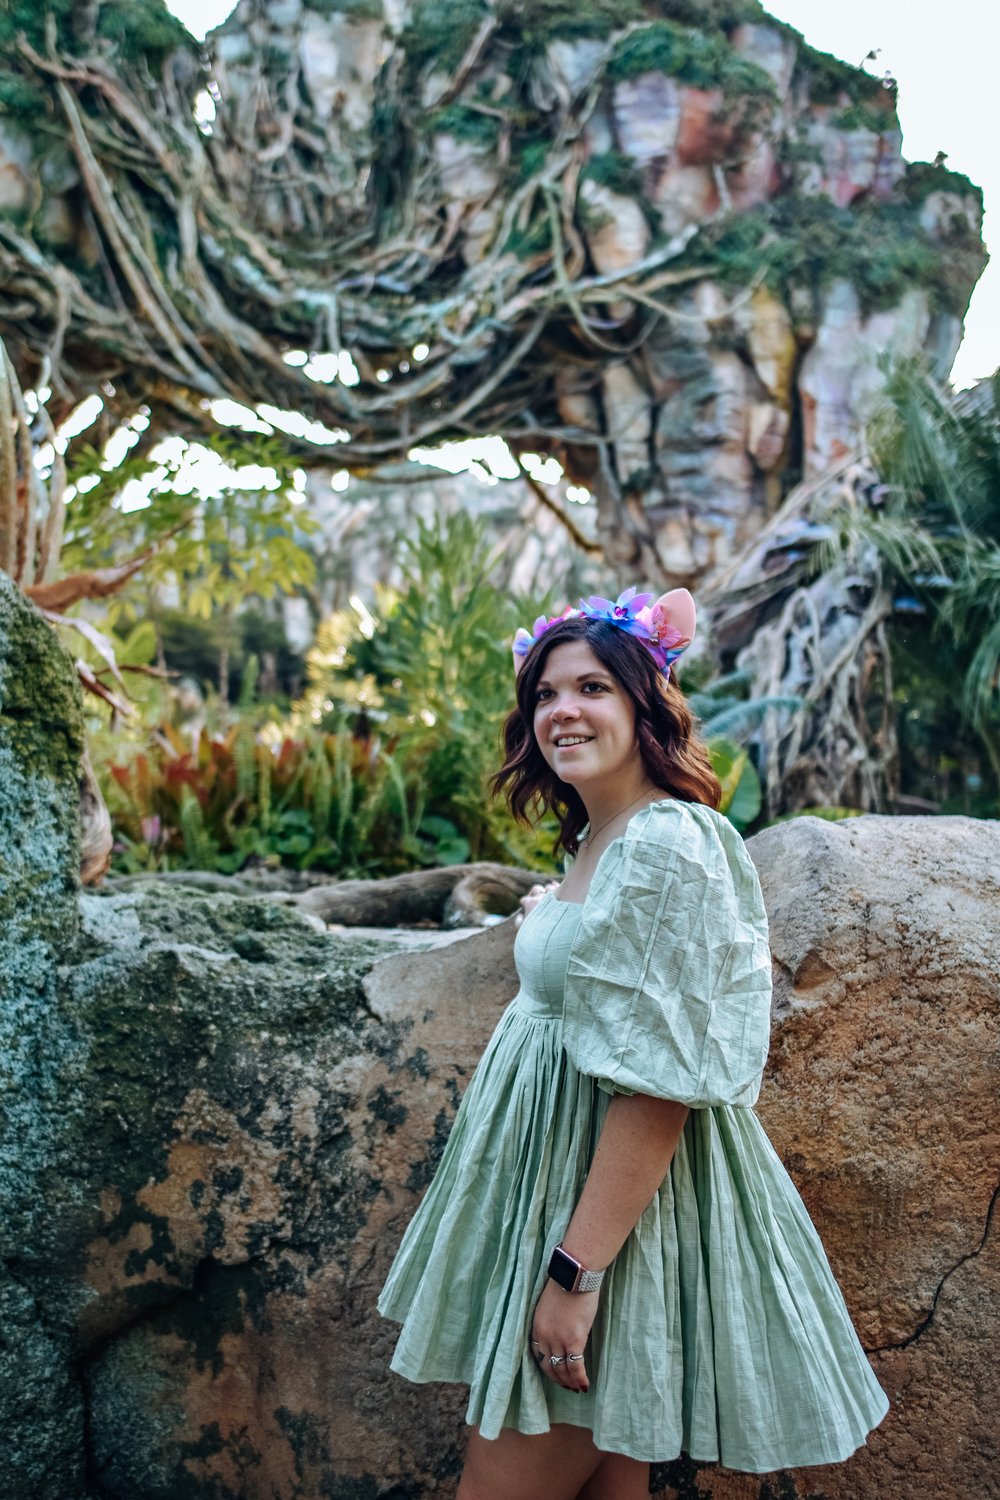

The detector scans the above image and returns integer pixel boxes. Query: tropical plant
[63,428,318,705]
[822,360,1000,806]
[685,667,804,830]
[96,502,792,875]
[295,506,568,868]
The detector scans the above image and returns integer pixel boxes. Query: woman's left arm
[530,1091,689,1391]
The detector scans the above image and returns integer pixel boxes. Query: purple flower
[579,586,655,639]
[512,606,580,656]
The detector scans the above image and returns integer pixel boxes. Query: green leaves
[707,737,760,831]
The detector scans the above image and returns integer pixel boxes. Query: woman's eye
[535,682,605,703]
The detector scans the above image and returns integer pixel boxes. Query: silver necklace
[581,792,659,850]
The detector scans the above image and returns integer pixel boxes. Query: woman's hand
[529,1278,598,1393]
[514,882,559,927]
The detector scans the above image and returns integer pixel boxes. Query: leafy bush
[95,507,790,875]
[607,19,776,105]
[104,715,423,877]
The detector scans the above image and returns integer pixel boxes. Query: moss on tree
[607,19,777,106]
[307,0,386,20]
[904,159,985,210]
[94,0,197,71]
[683,193,981,319]
[402,0,490,74]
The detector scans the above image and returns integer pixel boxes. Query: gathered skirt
[377,991,890,1471]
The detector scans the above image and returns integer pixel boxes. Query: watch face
[548,1246,579,1292]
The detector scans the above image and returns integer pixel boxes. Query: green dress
[377,799,890,1471]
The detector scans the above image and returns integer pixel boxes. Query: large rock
[0,575,86,1499]
[720,812,1000,1500]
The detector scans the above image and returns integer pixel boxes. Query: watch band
[547,1242,606,1294]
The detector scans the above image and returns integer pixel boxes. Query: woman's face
[531,639,642,791]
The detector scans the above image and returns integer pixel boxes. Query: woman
[377,585,890,1500]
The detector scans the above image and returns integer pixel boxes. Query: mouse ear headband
[511,586,696,682]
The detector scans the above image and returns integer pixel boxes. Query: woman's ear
[652,588,696,649]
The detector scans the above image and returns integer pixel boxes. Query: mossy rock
[678,194,981,319]
[0,573,86,1497]
[607,18,777,105]
[0,573,82,949]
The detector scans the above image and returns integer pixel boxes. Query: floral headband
[512,586,696,682]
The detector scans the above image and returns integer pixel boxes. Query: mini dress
[377,798,890,1471]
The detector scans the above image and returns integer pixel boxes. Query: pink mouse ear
[652,587,696,650]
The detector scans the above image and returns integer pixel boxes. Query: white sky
[166,0,995,390]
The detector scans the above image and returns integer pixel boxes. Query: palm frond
[703,695,805,741]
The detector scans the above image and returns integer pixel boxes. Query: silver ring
[567,1354,585,1362]
[548,1354,567,1366]
[529,1339,542,1347]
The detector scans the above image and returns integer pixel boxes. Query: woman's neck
[578,780,665,851]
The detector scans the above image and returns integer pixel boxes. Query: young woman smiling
[378,587,890,1499]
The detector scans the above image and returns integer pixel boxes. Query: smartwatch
[547,1242,606,1294]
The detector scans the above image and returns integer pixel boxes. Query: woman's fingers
[523,882,558,907]
[530,1338,588,1392]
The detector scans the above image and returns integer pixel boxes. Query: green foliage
[62,429,318,636]
[94,507,552,877]
[792,39,888,108]
[103,717,396,876]
[639,0,765,25]
[95,1,197,71]
[510,135,551,185]
[766,806,866,824]
[0,0,75,55]
[406,0,761,69]
[307,0,386,20]
[580,151,646,200]
[502,0,644,47]
[834,104,897,134]
[688,669,805,830]
[300,508,550,869]
[707,737,761,830]
[689,669,804,744]
[578,151,663,235]
[502,216,553,260]
[687,194,973,318]
[0,76,51,120]
[606,19,776,104]
[819,359,1000,811]
[426,104,501,146]
[141,606,303,702]
[903,160,985,212]
[402,0,490,74]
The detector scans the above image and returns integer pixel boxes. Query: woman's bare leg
[456,1424,607,1500]
[575,1449,650,1500]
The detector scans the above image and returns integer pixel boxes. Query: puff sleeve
[561,800,773,1109]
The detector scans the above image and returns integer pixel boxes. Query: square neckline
[548,795,678,905]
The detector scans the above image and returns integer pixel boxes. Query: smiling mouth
[553,737,594,748]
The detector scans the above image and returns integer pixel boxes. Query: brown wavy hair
[489,613,721,858]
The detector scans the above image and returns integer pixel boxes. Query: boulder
[704,812,1000,1500]
[73,812,999,1499]
[0,575,86,1499]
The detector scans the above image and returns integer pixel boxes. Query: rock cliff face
[0,575,86,1497]
[0,3,986,588]
[3,581,998,1498]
